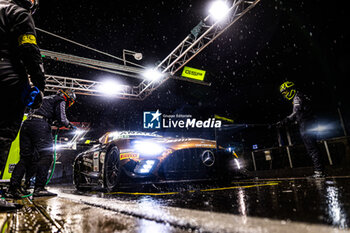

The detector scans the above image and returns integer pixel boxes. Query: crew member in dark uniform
[0,0,44,209]
[9,89,76,197]
[277,81,325,178]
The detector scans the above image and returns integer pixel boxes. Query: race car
[73,131,242,191]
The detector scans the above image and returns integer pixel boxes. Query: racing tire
[103,146,121,192]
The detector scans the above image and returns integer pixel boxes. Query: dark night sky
[32,0,349,139]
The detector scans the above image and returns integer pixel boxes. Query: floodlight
[97,80,123,96]
[133,53,143,60]
[209,1,230,21]
[142,68,163,81]
[123,49,143,65]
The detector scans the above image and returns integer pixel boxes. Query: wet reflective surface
[63,177,350,229]
[2,176,350,232]
[37,198,188,233]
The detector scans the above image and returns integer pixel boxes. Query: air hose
[21,131,59,198]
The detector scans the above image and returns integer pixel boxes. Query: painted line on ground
[200,182,279,192]
[105,181,280,196]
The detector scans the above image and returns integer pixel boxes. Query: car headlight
[133,140,165,156]
[134,160,157,174]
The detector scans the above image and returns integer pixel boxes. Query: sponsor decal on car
[195,144,216,148]
[93,152,99,171]
[100,152,106,163]
[120,153,140,161]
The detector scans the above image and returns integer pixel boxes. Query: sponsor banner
[181,66,206,81]
[120,153,140,161]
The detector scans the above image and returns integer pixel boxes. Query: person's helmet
[58,89,76,108]
[279,81,296,101]
[13,0,39,14]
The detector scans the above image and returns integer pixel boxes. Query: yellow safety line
[200,182,279,192]
[106,182,280,196]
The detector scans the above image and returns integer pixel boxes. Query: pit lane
[2,176,350,232]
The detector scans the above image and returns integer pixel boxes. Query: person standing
[277,81,325,178]
[8,89,76,198]
[0,0,45,210]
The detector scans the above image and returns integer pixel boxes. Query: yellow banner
[181,66,206,81]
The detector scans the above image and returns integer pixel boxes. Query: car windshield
[99,131,162,144]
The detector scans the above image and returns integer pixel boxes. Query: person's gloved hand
[21,85,43,109]
[30,75,46,92]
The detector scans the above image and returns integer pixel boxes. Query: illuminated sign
[181,66,206,81]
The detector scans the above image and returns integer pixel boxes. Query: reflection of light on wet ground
[138,219,173,233]
[138,197,165,217]
[45,197,84,229]
[326,186,348,229]
[237,188,247,224]
[46,181,350,233]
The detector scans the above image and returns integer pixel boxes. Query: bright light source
[97,80,124,96]
[134,160,157,174]
[75,129,85,135]
[234,159,241,169]
[54,144,63,151]
[309,124,330,133]
[133,140,164,156]
[142,68,163,81]
[209,1,230,21]
[133,53,143,60]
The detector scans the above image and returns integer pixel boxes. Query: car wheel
[104,146,121,192]
[73,161,89,191]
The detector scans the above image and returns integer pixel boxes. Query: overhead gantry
[40,0,260,100]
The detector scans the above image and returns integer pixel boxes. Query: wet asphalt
[53,176,350,230]
[4,176,349,232]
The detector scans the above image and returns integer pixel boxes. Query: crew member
[9,89,76,198]
[0,0,45,209]
[277,81,325,178]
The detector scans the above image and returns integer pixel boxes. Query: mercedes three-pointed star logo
[201,150,215,167]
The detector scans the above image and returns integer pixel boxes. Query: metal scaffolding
[41,0,260,100]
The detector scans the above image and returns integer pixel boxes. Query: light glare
[143,69,163,81]
[134,141,164,156]
[97,80,123,96]
[209,1,230,21]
